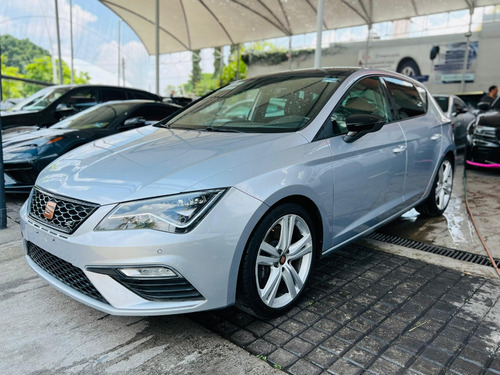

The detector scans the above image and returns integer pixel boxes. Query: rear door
[327,76,407,246]
[383,77,442,205]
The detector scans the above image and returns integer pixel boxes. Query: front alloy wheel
[237,204,316,318]
[416,158,453,217]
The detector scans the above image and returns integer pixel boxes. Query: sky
[1,0,496,96]
[0,0,218,94]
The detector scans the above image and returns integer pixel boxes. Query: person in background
[480,85,498,105]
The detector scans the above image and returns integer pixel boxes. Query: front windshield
[51,103,130,130]
[9,86,71,112]
[164,74,345,133]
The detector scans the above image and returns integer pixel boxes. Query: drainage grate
[367,232,500,269]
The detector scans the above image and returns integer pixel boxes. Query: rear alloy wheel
[416,158,453,217]
[237,204,316,318]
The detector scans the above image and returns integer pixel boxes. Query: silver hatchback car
[21,68,455,318]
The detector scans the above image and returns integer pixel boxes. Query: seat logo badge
[44,201,57,220]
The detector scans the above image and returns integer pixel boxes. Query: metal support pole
[288,36,293,70]
[70,0,74,84]
[54,0,64,84]
[236,44,240,80]
[155,0,160,95]
[460,4,474,93]
[364,23,372,66]
[117,20,121,86]
[0,74,7,229]
[122,58,126,86]
[314,0,325,68]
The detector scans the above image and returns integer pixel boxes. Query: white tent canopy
[100,0,498,55]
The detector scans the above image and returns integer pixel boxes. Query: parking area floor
[1,154,499,374]
[193,244,500,374]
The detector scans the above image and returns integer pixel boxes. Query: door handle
[392,145,407,154]
[431,134,442,141]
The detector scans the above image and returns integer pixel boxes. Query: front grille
[88,267,204,302]
[29,187,99,234]
[27,242,109,304]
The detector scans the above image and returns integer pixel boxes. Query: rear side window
[384,77,426,119]
[129,105,178,122]
[128,90,158,100]
[101,88,127,101]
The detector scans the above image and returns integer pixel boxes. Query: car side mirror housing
[123,116,147,128]
[343,114,385,143]
[477,102,491,111]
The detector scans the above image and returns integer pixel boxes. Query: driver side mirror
[343,114,386,143]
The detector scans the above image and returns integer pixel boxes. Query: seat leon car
[3,100,181,192]
[20,68,455,318]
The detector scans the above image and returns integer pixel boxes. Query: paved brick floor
[193,244,500,375]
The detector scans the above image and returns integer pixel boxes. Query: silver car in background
[21,68,455,318]
[433,94,476,149]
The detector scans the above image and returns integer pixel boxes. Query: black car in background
[433,94,476,149]
[3,100,181,192]
[1,84,163,131]
[465,97,500,169]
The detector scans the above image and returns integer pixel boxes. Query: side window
[128,90,157,100]
[59,88,98,112]
[384,77,426,119]
[101,88,127,102]
[124,105,178,126]
[330,76,390,135]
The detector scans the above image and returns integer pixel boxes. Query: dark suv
[1,85,163,131]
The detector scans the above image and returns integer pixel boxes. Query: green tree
[1,55,24,98]
[191,49,202,89]
[213,46,223,79]
[0,34,50,73]
[194,73,219,96]
[24,56,90,95]
[220,44,247,86]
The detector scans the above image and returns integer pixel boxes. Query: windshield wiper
[204,126,244,133]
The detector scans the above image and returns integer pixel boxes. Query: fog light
[118,267,177,278]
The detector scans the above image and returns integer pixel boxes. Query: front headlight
[95,189,226,233]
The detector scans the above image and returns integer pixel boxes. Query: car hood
[36,126,306,205]
[3,128,74,149]
[478,110,500,128]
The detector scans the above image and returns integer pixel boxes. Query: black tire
[415,157,454,217]
[236,203,317,318]
[397,59,421,77]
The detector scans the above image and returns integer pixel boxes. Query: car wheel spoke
[284,262,304,290]
[260,268,281,305]
[260,241,280,258]
[282,266,298,299]
[257,254,278,266]
[288,234,312,261]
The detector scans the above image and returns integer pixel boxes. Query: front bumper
[21,187,265,316]
[4,155,58,192]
